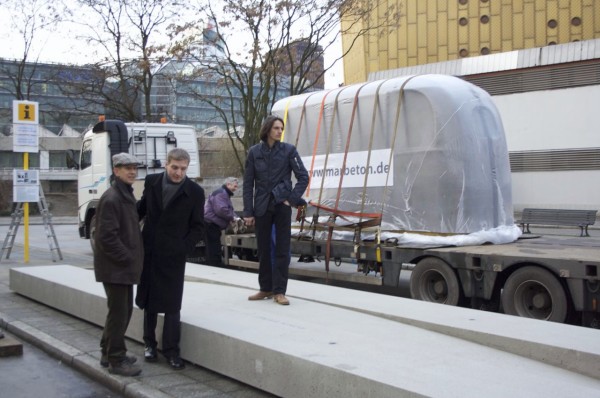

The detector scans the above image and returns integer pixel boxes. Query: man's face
[268,120,284,142]
[114,165,138,185]
[166,158,189,183]
[226,180,238,192]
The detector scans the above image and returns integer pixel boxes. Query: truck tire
[410,257,461,306]
[501,266,568,323]
[89,215,96,254]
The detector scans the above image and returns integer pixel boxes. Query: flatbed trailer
[222,75,600,327]
[223,232,600,328]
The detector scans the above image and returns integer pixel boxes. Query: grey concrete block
[9,265,600,398]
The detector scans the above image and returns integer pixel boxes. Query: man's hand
[295,198,307,208]
[244,217,255,227]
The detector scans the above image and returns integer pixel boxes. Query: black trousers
[143,310,181,358]
[205,221,224,267]
[100,283,133,364]
[255,203,292,295]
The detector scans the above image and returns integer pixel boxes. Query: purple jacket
[204,185,235,229]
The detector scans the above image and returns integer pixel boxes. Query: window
[50,151,77,168]
[80,139,92,170]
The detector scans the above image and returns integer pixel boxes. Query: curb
[0,314,170,398]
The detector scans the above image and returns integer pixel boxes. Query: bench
[518,208,598,237]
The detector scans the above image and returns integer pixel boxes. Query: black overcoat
[135,172,205,313]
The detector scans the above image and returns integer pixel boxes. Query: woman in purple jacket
[204,177,238,267]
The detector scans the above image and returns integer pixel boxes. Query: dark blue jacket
[243,140,308,218]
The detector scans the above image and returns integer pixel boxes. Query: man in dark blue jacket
[204,177,238,267]
[243,115,308,305]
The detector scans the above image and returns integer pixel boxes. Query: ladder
[1,186,63,262]
[131,129,149,167]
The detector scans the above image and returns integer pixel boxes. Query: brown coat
[93,178,144,284]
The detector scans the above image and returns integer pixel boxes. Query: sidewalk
[0,234,274,397]
[1,219,599,397]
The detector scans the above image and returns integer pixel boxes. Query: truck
[69,119,200,250]
[222,75,600,328]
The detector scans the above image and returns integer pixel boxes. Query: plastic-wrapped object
[272,75,516,240]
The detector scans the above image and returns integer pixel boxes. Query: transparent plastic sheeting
[273,74,520,245]
[292,220,522,246]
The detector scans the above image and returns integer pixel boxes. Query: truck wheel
[89,215,97,254]
[410,257,461,305]
[501,266,567,322]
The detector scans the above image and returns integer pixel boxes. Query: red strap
[308,200,382,220]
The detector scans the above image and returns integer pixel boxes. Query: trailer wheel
[410,258,461,306]
[501,266,567,322]
[89,215,97,254]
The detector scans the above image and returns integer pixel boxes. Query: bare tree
[0,0,72,132]
[170,0,400,173]
[0,0,69,100]
[74,0,180,121]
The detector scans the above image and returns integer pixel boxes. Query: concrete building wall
[343,0,600,84]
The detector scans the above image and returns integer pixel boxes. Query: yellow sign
[13,100,39,124]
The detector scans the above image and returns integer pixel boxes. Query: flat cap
[112,152,140,166]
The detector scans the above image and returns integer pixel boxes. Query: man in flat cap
[93,152,144,376]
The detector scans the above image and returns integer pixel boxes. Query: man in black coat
[135,148,205,370]
[94,152,144,377]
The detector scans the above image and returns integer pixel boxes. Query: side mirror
[66,149,79,170]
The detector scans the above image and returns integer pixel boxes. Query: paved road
[0,218,274,398]
[0,328,118,397]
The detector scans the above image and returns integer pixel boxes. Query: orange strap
[380,76,419,217]
[293,92,318,148]
[307,90,334,197]
[358,79,388,223]
[332,82,369,211]
[315,86,348,207]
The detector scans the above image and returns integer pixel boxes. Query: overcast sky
[0,4,345,89]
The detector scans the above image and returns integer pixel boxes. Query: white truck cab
[73,119,199,242]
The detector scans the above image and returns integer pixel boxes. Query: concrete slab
[9,264,600,398]
[186,264,600,380]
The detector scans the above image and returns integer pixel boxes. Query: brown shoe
[273,294,290,305]
[248,291,273,301]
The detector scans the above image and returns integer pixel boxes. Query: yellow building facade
[342,0,600,84]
